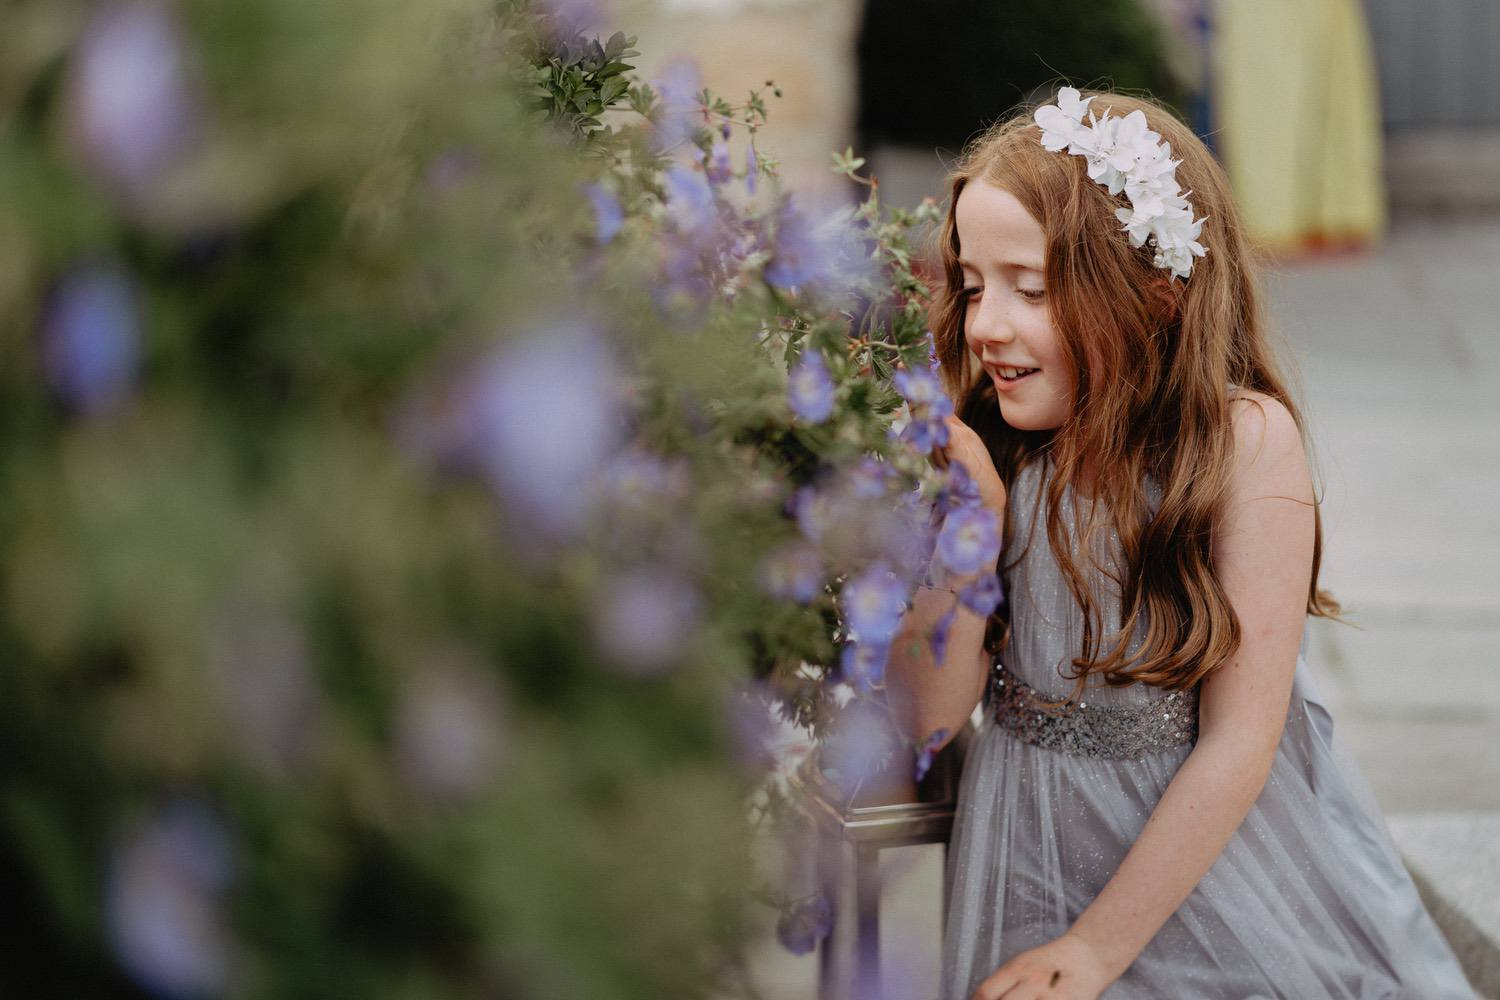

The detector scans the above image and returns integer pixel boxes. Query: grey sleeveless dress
[938,453,1477,999]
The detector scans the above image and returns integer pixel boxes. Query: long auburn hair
[926,89,1343,702]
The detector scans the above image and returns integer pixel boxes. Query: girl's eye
[960,287,981,299]
[1018,288,1045,302]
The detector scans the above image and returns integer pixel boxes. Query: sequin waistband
[990,660,1199,760]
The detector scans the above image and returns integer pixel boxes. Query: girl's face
[955,179,1075,431]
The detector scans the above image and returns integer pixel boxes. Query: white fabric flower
[1033,90,1208,279]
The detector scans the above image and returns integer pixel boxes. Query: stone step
[1387,811,1500,998]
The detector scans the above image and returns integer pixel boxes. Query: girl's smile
[954,178,1074,429]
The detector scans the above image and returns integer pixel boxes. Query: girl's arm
[885,562,993,752]
[1065,394,1316,981]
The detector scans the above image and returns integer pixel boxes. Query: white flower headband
[1033,87,1207,280]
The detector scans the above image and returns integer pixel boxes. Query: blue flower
[593,564,702,676]
[663,163,716,235]
[935,460,983,515]
[914,727,950,784]
[583,182,623,244]
[787,349,834,423]
[706,139,733,185]
[41,261,140,416]
[435,320,625,539]
[893,364,954,452]
[929,605,955,665]
[923,328,941,373]
[650,56,702,152]
[776,891,834,956]
[959,573,1004,617]
[822,698,903,802]
[764,195,874,300]
[789,483,835,542]
[759,542,824,604]
[106,798,234,999]
[848,456,894,499]
[841,561,909,646]
[67,3,197,194]
[936,505,1001,577]
[840,640,889,696]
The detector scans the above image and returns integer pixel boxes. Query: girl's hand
[968,932,1117,1000]
[934,415,1007,520]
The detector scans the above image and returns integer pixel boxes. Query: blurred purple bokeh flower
[721,678,778,776]
[583,182,624,244]
[764,194,874,301]
[594,564,702,676]
[839,640,889,696]
[758,541,824,604]
[67,2,198,197]
[706,139,733,185]
[40,261,141,416]
[935,504,1001,578]
[822,697,903,802]
[840,561,908,646]
[650,56,702,153]
[106,798,235,999]
[959,573,1004,617]
[776,891,833,956]
[787,348,834,423]
[745,144,759,195]
[535,0,611,38]
[404,320,625,538]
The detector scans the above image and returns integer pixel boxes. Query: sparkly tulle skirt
[936,654,1479,999]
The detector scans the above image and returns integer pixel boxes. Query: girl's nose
[968,297,1015,346]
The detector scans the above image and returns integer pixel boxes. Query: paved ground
[730,215,1500,999]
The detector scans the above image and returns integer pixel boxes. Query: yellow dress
[1212,0,1386,252]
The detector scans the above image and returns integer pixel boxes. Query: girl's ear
[1147,274,1182,325]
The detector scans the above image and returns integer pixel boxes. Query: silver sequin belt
[990,660,1199,760]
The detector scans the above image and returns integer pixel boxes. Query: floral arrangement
[0,0,1001,993]
[1035,86,1207,278]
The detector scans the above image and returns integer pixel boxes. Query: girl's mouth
[997,367,1038,383]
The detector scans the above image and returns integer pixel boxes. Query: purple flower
[789,483,836,543]
[745,144,758,195]
[650,56,702,152]
[840,640,889,696]
[536,0,610,38]
[822,697,903,802]
[395,650,509,803]
[848,456,895,499]
[663,163,716,235]
[893,365,954,452]
[583,182,624,244]
[840,561,909,646]
[776,891,834,956]
[935,460,983,515]
[593,564,702,676]
[41,261,141,416]
[706,139,733,185]
[959,573,1004,617]
[106,798,234,999]
[758,541,824,604]
[936,505,1002,577]
[923,329,941,373]
[460,321,625,537]
[764,194,875,300]
[914,727,950,784]
[787,349,835,423]
[597,446,690,514]
[66,2,198,196]
[721,679,778,776]
[929,605,955,665]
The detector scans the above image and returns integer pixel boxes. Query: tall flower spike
[1033,88,1208,280]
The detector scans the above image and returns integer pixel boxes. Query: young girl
[885,89,1479,999]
